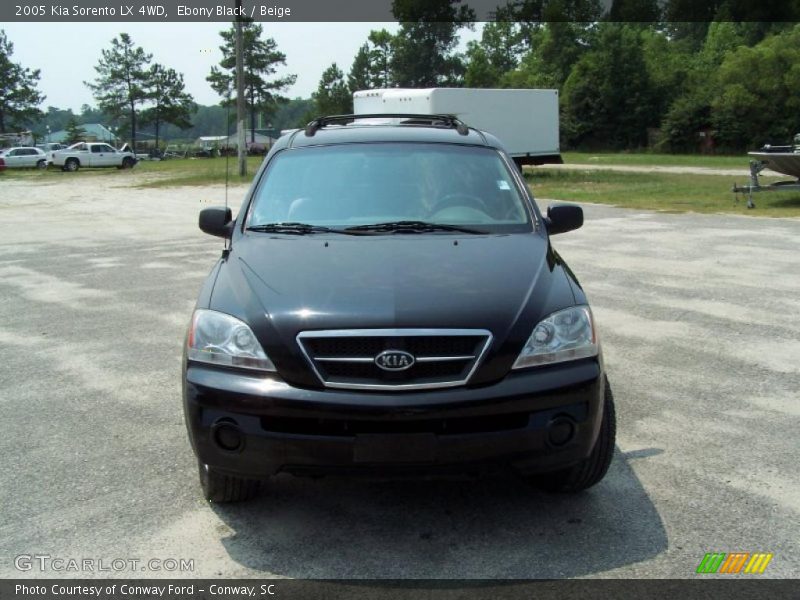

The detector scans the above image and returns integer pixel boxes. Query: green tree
[142,64,195,148]
[464,21,521,87]
[640,27,693,129]
[494,0,600,46]
[508,0,602,51]
[367,30,395,88]
[710,24,800,150]
[185,104,229,137]
[313,64,352,116]
[493,1,602,90]
[85,33,152,150]
[0,30,44,132]
[663,1,798,48]
[207,22,296,142]
[562,24,657,149]
[660,21,755,151]
[464,44,498,88]
[347,29,397,94]
[390,0,474,87]
[501,21,598,90]
[348,44,373,94]
[272,97,316,130]
[80,104,110,123]
[64,116,86,144]
[32,106,74,139]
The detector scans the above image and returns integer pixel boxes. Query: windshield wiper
[247,222,365,235]
[344,220,487,234]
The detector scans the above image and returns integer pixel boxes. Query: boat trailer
[734,138,800,208]
[732,159,800,209]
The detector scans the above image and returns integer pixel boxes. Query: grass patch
[0,156,266,187]
[132,156,266,187]
[562,151,750,170]
[527,168,800,217]
[0,165,119,182]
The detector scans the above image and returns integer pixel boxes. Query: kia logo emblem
[375,350,415,372]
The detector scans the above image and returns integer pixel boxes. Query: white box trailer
[353,88,562,166]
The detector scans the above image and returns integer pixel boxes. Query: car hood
[210,233,579,385]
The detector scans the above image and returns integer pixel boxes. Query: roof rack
[304,113,470,137]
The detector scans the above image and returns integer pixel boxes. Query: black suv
[183,114,615,502]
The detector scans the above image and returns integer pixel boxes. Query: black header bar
[3,0,800,22]
[3,579,800,600]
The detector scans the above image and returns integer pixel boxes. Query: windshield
[247,143,532,233]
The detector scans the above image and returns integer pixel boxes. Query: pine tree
[64,116,86,144]
[347,30,396,93]
[0,30,45,132]
[207,22,296,142]
[85,33,152,150]
[390,0,474,87]
[142,64,195,148]
[313,64,352,116]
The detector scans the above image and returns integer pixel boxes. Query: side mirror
[546,204,583,235]
[199,206,234,238]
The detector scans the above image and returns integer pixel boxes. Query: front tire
[121,157,135,169]
[198,461,260,503]
[36,160,47,170]
[534,376,616,493]
[64,158,79,172]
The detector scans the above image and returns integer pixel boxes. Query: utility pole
[235,0,246,176]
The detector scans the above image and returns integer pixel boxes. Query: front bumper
[182,359,605,478]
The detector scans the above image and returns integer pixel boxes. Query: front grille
[297,329,493,391]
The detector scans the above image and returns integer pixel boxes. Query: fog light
[213,423,243,452]
[547,418,575,447]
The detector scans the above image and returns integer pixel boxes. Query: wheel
[533,375,616,493]
[36,160,47,170]
[64,158,79,172]
[429,193,489,216]
[198,461,260,503]
[121,157,135,169]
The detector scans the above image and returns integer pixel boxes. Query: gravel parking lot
[1,174,798,579]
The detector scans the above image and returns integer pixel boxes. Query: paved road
[0,176,798,579]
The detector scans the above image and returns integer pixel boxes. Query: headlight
[187,309,276,371]
[512,305,598,369]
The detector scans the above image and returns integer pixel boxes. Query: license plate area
[354,433,437,463]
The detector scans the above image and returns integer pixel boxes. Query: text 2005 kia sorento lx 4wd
[182,114,615,502]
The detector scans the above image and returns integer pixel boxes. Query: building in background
[49,123,118,144]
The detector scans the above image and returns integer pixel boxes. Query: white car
[51,142,137,172]
[36,143,69,161]
[0,146,49,169]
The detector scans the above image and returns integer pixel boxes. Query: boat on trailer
[733,134,800,208]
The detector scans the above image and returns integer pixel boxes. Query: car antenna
[223,91,232,255]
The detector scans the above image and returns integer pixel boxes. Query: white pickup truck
[51,142,137,172]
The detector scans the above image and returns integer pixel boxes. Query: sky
[2,22,483,113]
